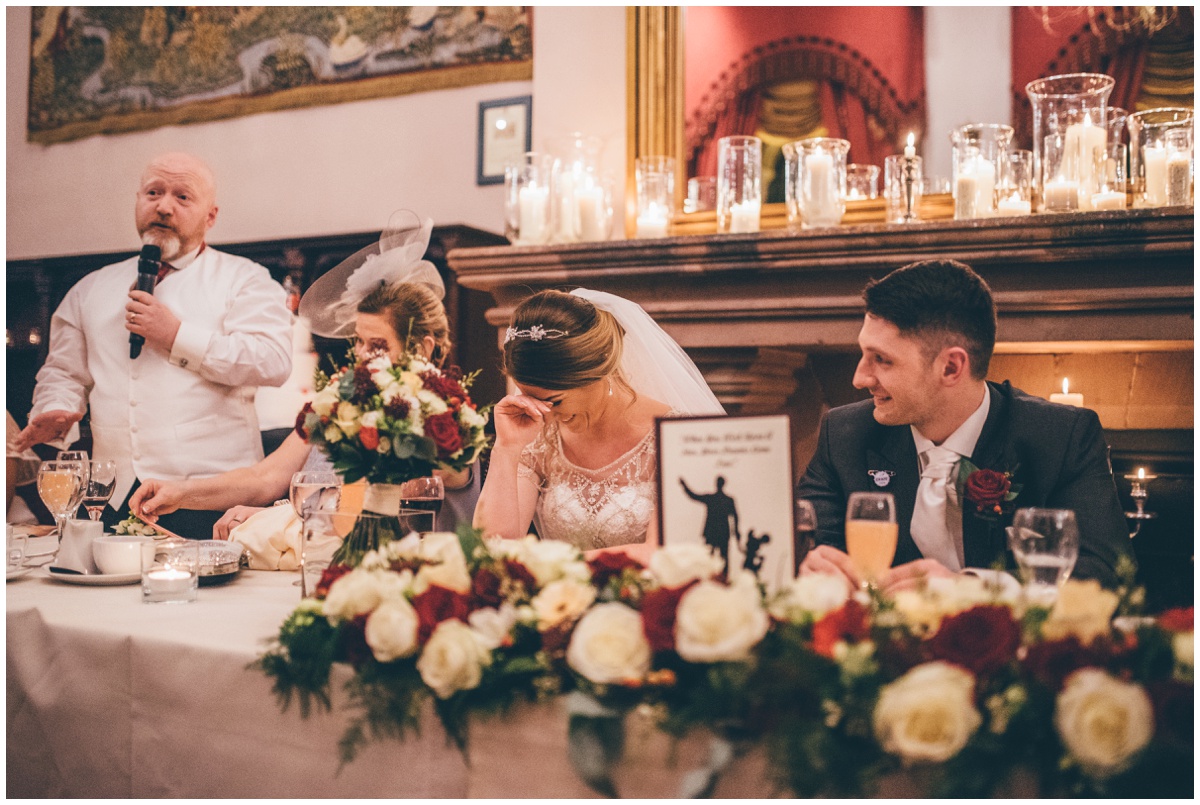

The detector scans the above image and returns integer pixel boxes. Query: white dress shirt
[909,386,991,570]
[30,246,294,503]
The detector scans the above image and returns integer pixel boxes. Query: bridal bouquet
[296,351,489,485]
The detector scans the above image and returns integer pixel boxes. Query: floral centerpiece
[257,538,1193,797]
[295,350,490,563]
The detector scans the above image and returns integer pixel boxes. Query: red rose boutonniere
[956,459,1021,520]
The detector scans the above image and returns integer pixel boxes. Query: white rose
[469,603,519,650]
[364,598,420,662]
[649,544,725,589]
[412,533,472,594]
[359,410,380,429]
[420,532,466,564]
[323,424,343,444]
[323,569,410,621]
[417,620,491,699]
[531,579,597,631]
[519,538,589,586]
[311,386,339,417]
[333,402,361,438]
[770,572,852,621]
[873,661,982,763]
[1043,580,1119,645]
[1054,668,1153,777]
[566,602,652,685]
[366,355,393,373]
[458,405,486,429]
[674,579,769,662]
[417,389,449,415]
[1173,631,1193,674]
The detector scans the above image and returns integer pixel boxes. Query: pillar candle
[1043,178,1080,211]
[729,200,761,233]
[1064,118,1106,198]
[636,202,670,238]
[1143,146,1168,206]
[1090,190,1126,210]
[804,150,840,226]
[971,157,996,216]
[518,186,550,243]
[955,173,979,219]
[1166,151,1192,206]
[1049,379,1084,407]
[575,186,607,241]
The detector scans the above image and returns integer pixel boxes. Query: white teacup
[92,535,155,576]
[57,519,104,574]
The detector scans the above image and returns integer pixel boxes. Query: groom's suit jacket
[796,381,1130,586]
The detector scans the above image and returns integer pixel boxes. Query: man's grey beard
[141,228,182,261]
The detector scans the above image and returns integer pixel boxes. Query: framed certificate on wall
[477,95,532,185]
[657,414,795,593]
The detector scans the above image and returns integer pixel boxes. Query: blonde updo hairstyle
[356,282,452,366]
[503,290,629,392]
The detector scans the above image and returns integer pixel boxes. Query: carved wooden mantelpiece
[448,207,1194,350]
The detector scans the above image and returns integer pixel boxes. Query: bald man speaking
[18,152,293,537]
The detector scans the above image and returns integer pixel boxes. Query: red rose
[424,412,463,457]
[1159,606,1194,632]
[964,469,1011,512]
[359,425,379,451]
[811,600,870,658]
[339,615,372,666]
[503,558,538,593]
[540,622,572,656]
[1022,637,1105,691]
[926,604,1021,676]
[294,402,314,440]
[641,583,695,653]
[315,561,353,599]
[588,551,645,589]
[471,567,504,608]
[411,585,471,644]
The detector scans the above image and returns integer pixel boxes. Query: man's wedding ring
[129,313,137,322]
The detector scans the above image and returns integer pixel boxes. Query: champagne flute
[1008,507,1080,605]
[37,460,87,542]
[844,491,898,588]
[83,460,118,521]
[290,471,342,589]
[794,499,818,577]
[397,476,444,534]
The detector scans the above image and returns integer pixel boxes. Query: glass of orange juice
[845,492,898,587]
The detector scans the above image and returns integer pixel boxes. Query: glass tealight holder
[1164,128,1193,207]
[951,123,1013,219]
[1090,143,1127,210]
[996,150,1033,216]
[791,137,849,229]
[504,152,554,245]
[1128,107,1193,207]
[684,176,717,213]
[1026,73,1115,206]
[635,156,675,238]
[884,154,922,223]
[716,135,762,234]
[142,537,199,604]
[1041,134,1080,213]
[845,163,880,200]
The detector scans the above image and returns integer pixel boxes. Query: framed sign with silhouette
[656,414,794,592]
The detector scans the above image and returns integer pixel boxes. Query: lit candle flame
[906,132,915,149]
[1062,378,1070,395]
[1137,467,1145,480]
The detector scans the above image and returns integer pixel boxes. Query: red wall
[1010,6,1094,97]
[684,6,926,118]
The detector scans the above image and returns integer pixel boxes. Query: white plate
[46,568,142,586]
[25,535,59,557]
[6,566,33,582]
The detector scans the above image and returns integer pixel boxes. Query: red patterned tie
[155,263,175,284]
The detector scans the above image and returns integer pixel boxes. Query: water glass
[142,537,199,604]
[8,526,28,572]
[793,499,817,577]
[884,154,922,223]
[716,136,762,234]
[1007,507,1080,605]
[504,152,555,245]
[635,156,675,238]
[291,471,342,588]
[83,460,118,521]
[304,510,391,597]
[844,491,897,586]
[845,163,880,200]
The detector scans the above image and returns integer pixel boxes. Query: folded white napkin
[228,505,341,571]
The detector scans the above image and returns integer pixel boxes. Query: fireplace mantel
[448,207,1193,351]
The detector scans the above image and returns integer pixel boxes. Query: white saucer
[25,535,59,557]
[46,568,141,586]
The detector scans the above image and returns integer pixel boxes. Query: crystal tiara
[504,325,570,345]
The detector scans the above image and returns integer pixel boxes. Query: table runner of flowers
[255,531,1193,797]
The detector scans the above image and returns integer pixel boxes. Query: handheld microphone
[130,243,161,359]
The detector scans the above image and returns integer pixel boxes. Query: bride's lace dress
[518,413,675,550]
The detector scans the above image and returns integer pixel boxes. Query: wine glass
[1008,507,1080,605]
[37,460,87,541]
[844,492,898,588]
[57,450,90,514]
[794,499,818,577]
[397,476,444,534]
[83,460,118,521]
[290,471,342,589]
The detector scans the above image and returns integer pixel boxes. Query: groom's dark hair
[863,260,997,379]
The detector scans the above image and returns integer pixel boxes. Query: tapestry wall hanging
[28,7,533,144]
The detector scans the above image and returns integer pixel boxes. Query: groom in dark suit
[797,259,1130,591]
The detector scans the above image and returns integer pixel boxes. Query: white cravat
[910,445,964,570]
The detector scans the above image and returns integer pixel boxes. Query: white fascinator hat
[298,210,445,339]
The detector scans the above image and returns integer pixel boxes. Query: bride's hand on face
[493,394,553,451]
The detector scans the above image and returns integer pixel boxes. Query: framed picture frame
[657,414,795,593]
[477,95,532,186]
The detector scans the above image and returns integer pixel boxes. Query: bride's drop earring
[608,377,613,397]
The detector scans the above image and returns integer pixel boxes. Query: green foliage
[250,604,339,719]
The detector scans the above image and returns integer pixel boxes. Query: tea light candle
[1091,190,1126,210]
[145,567,193,594]
[1043,177,1080,211]
[1143,145,1167,206]
[518,186,550,243]
[575,186,607,241]
[636,202,670,239]
[1049,378,1084,407]
[1166,151,1192,206]
[996,192,1031,216]
[728,199,761,233]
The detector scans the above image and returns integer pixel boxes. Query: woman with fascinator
[131,213,481,537]
[473,289,724,562]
